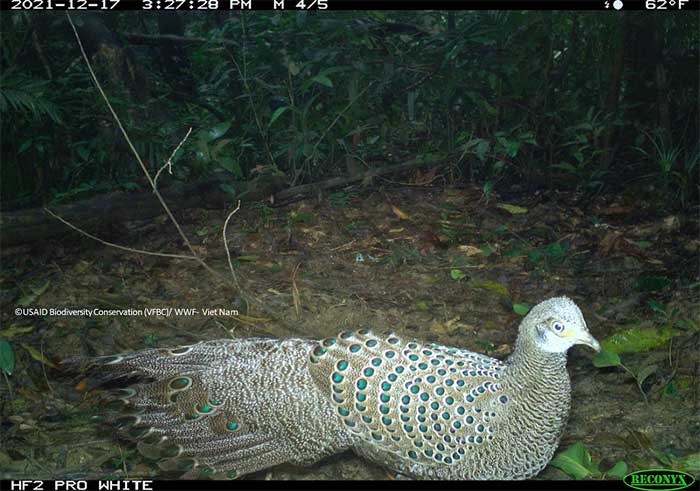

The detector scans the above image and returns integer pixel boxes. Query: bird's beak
[579,332,601,352]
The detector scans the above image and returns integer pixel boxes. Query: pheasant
[73,296,599,480]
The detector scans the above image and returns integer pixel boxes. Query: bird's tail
[63,339,313,479]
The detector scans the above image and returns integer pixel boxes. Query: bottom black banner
[1,479,657,491]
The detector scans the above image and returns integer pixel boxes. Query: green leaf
[675,452,700,473]
[289,211,313,224]
[592,349,621,368]
[312,75,333,88]
[218,157,242,179]
[269,106,289,127]
[202,122,231,142]
[504,248,524,258]
[474,140,490,161]
[450,269,466,280]
[504,139,521,157]
[496,203,528,214]
[601,326,680,354]
[513,303,530,316]
[647,299,666,314]
[546,241,567,260]
[77,146,90,161]
[480,244,495,257]
[550,442,598,480]
[634,275,671,292]
[606,461,627,478]
[236,255,259,262]
[219,183,237,198]
[0,325,34,338]
[18,140,33,154]
[469,279,508,296]
[415,301,430,311]
[17,280,50,306]
[493,160,507,173]
[553,162,579,174]
[528,248,544,264]
[634,240,652,249]
[0,339,14,376]
[20,342,56,368]
[650,448,674,467]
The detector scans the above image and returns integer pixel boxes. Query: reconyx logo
[623,469,695,491]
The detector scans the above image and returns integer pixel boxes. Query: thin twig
[65,14,225,284]
[329,239,356,252]
[223,200,242,284]
[119,443,128,478]
[40,340,54,394]
[154,127,192,187]
[214,319,236,339]
[43,208,198,261]
[291,263,301,319]
[2,372,13,400]
[60,14,309,335]
[619,362,649,404]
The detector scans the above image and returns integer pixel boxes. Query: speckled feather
[75,296,598,480]
[80,339,354,479]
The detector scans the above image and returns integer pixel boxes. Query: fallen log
[1,172,251,248]
[1,158,432,248]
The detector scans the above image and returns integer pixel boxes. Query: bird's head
[520,296,600,353]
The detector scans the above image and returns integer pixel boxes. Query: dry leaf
[74,378,88,393]
[391,205,410,220]
[458,245,482,256]
[411,167,439,185]
[600,232,651,259]
[662,215,680,233]
[599,232,624,256]
[430,317,463,335]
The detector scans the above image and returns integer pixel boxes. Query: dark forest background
[1,11,698,213]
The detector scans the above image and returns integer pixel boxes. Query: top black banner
[2,0,699,10]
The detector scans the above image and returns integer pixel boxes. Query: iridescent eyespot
[552,322,565,332]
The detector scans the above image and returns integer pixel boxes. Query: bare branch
[222,200,242,283]
[154,127,192,187]
[44,208,198,261]
[64,14,227,285]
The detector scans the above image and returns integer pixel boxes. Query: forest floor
[1,181,698,480]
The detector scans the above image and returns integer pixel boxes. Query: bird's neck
[491,334,572,478]
[504,334,569,391]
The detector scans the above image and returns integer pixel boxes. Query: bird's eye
[552,322,565,332]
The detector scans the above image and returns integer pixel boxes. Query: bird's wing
[308,330,508,468]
